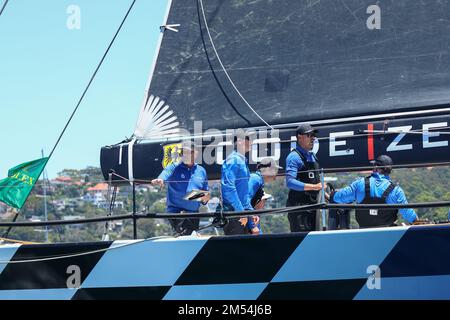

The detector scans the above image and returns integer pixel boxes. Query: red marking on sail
[367,123,374,161]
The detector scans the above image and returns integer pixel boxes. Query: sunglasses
[301,132,316,138]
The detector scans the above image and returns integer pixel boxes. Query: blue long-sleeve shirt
[221,150,253,212]
[248,172,264,201]
[285,145,316,191]
[247,172,264,232]
[158,162,208,213]
[332,172,418,224]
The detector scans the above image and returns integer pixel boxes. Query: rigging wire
[105,161,450,185]
[0,235,174,264]
[0,161,449,191]
[114,125,450,146]
[0,200,449,229]
[2,0,137,238]
[0,0,8,17]
[48,0,137,160]
[198,0,274,130]
[196,1,252,126]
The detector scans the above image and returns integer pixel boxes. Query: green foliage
[260,214,290,234]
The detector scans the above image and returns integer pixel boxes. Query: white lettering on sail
[203,128,224,166]
[329,132,354,157]
[387,126,412,152]
[251,137,281,163]
[423,122,449,149]
[312,138,319,155]
[290,136,296,151]
[216,141,233,165]
[366,5,381,30]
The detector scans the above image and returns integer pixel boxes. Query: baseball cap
[296,123,318,135]
[370,155,393,167]
[257,158,283,170]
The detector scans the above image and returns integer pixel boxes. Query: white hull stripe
[82,238,208,288]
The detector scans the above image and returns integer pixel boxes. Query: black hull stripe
[0,242,112,290]
[380,225,450,277]
[72,286,171,300]
[258,279,367,300]
[175,233,307,285]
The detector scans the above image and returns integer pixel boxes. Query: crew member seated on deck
[329,155,418,228]
[285,123,323,232]
[151,141,210,235]
[220,128,259,235]
[247,158,282,234]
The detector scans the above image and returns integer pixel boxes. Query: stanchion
[132,182,137,239]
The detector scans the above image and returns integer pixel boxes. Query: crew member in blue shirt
[329,155,418,228]
[326,183,351,230]
[152,141,210,235]
[285,123,323,232]
[221,128,258,235]
[247,158,282,234]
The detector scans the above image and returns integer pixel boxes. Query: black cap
[370,155,393,167]
[296,123,318,135]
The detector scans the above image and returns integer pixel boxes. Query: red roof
[87,183,109,192]
[55,176,72,182]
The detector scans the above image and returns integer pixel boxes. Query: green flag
[0,157,49,209]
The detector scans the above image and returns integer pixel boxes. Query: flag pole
[1,210,19,238]
[42,149,49,242]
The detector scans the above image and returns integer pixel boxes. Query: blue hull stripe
[0,288,77,300]
[0,245,20,275]
[82,238,208,288]
[163,283,268,300]
[354,275,450,300]
[272,227,407,282]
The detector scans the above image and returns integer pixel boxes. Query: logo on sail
[162,143,182,168]
[133,94,180,140]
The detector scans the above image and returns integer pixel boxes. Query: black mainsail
[101,0,450,182]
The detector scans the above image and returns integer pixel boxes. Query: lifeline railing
[2,161,450,239]
[0,201,449,239]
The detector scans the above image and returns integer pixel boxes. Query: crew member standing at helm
[285,123,323,232]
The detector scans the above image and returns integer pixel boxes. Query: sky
[0,0,169,178]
